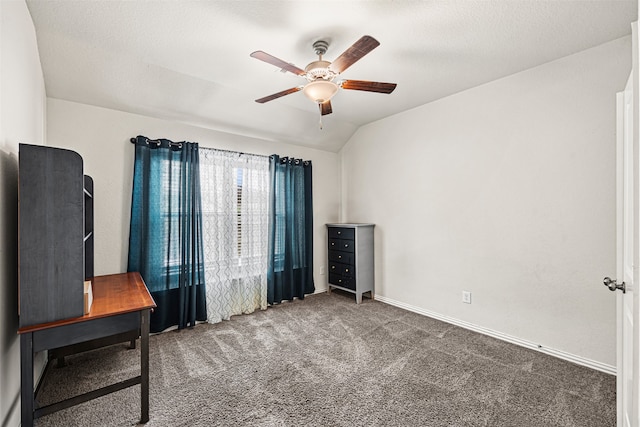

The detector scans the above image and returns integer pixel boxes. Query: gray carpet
[34,291,615,426]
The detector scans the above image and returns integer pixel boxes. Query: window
[199,149,270,272]
[236,168,243,258]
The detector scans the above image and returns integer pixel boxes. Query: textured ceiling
[27,1,637,152]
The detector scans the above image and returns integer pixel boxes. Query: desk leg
[20,333,34,427]
[141,309,150,423]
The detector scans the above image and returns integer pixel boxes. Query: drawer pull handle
[331,266,335,270]
[344,244,349,248]
[345,269,349,273]
[337,231,341,235]
[331,242,335,246]
[338,279,342,283]
[338,255,342,259]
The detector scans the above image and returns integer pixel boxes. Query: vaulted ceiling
[27,1,637,152]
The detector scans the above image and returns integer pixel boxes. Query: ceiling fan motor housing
[312,40,329,56]
[305,60,335,81]
[305,40,335,82]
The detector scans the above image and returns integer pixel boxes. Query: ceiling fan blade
[255,87,302,103]
[341,80,397,94]
[320,100,332,116]
[250,51,306,76]
[329,36,380,74]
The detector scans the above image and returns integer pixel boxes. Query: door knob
[603,277,626,293]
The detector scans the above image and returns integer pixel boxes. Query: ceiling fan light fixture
[302,80,338,103]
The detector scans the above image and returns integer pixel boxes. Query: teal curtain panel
[267,155,314,304]
[128,135,207,332]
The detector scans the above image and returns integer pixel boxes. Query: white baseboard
[374,294,616,376]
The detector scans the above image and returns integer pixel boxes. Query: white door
[614,22,639,427]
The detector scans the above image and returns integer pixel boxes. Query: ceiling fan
[250,35,397,117]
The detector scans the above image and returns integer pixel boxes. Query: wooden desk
[18,272,156,427]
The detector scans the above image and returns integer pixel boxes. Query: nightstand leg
[356,293,362,304]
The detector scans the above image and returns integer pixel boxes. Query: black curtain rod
[129,136,309,164]
[130,137,179,145]
[203,146,270,159]
[130,136,184,149]
[130,136,272,159]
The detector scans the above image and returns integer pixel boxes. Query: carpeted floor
[34,291,615,426]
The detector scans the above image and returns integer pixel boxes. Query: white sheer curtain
[199,148,270,323]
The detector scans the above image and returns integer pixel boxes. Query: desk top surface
[18,272,156,334]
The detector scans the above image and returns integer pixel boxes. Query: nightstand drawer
[328,273,356,291]
[329,262,355,277]
[328,227,355,240]
[328,250,353,265]
[328,238,354,253]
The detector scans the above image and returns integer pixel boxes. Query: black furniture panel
[84,175,94,279]
[19,144,93,327]
[32,312,139,352]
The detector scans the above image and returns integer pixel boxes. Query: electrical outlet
[320,266,325,275]
[462,291,472,304]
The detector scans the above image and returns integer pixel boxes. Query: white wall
[46,99,340,290]
[340,37,631,367]
[0,1,47,426]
